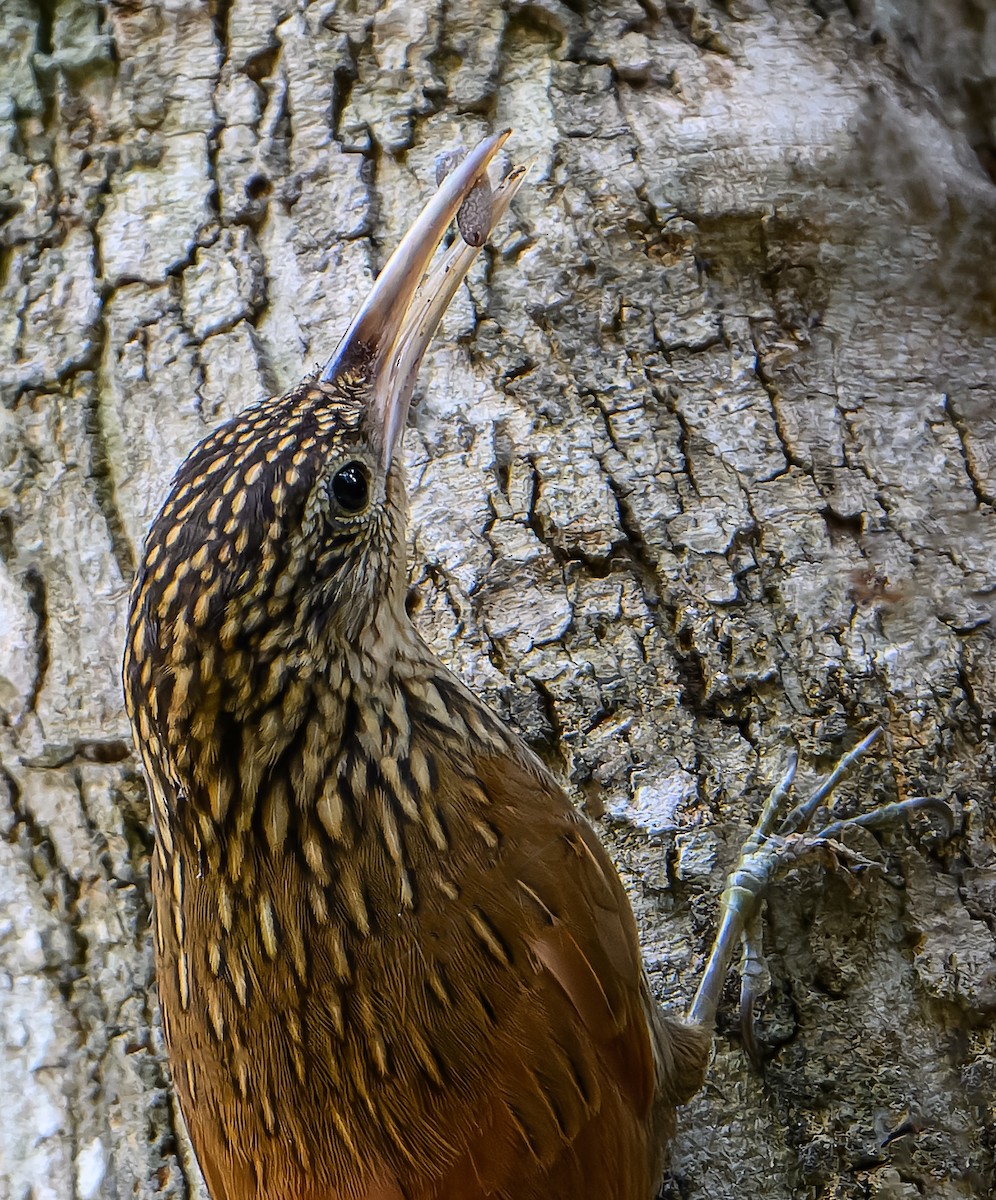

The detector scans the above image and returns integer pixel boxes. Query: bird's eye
[330,461,370,513]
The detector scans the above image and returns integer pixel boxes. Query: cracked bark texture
[2,1,995,1197]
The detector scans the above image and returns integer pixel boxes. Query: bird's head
[124,133,525,807]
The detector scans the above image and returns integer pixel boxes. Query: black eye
[331,461,369,513]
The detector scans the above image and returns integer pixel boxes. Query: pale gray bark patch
[1,1,994,1198]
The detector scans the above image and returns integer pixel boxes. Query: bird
[122,131,712,1200]
[123,130,949,1200]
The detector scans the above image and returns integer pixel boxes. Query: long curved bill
[321,131,528,468]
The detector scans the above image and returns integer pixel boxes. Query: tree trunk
[1,1,994,1197]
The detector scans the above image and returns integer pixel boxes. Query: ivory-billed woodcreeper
[123,132,711,1200]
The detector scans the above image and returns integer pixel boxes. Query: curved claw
[739,909,768,1071]
[739,972,760,1072]
[817,794,954,842]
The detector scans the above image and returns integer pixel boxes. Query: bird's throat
[158,618,523,894]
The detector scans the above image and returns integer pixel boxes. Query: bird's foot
[687,729,951,1063]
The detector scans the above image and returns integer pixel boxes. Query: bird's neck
[159,610,536,882]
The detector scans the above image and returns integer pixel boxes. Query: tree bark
[1,1,994,1197]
